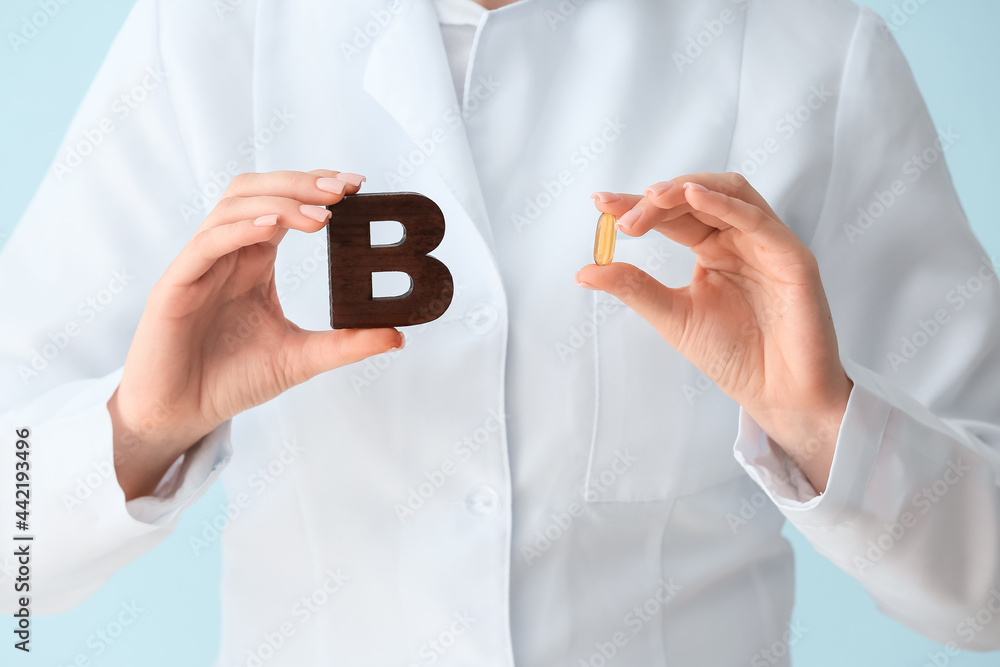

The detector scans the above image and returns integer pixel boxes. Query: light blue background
[1,1,998,665]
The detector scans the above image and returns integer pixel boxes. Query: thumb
[576,262,690,345]
[294,327,405,381]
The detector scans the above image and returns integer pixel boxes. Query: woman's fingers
[592,191,714,247]
[681,183,802,256]
[291,328,405,383]
[645,173,779,218]
[193,169,366,233]
[590,174,801,267]
[575,262,690,346]
[203,195,334,233]
[166,218,280,286]
[223,169,366,203]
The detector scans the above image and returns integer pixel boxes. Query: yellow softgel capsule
[594,212,617,266]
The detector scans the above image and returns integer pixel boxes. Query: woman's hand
[109,170,405,500]
[578,173,852,492]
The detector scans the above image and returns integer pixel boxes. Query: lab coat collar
[362,0,496,250]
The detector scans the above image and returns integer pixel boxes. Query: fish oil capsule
[594,212,617,266]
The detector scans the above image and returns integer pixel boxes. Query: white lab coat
[3,0,1000,664]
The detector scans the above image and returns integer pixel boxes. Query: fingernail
[316,177,346,194]
[575,271,594,288]
[300,204,332,223]
[645,181,674,198]
[684,182,709,193]
[253,214,278,227]
[617,207,641,230]
[337,173,367,187]
[393,333,406,350]
[591,191,621,203]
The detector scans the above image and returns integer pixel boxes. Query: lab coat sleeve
[732,8,1000,650]
[0,0,232,613]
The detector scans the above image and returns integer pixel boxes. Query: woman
[3,0,999,664]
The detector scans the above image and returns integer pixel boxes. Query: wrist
[107,388,208,500]
[751,376,853,494]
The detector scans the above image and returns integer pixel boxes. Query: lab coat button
[465,485,500,518]
[464,303,499,335]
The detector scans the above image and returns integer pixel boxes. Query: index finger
[643,172,778,219]
[222,169,367,206]
[590,191,714,248]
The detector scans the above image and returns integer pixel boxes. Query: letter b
[327,193,454,328]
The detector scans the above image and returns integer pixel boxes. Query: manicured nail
[591,191,621,203]
[645,181,674,198]
[253,214,278,227]
[575,271,594,288]
[300,204,332,223]
[617,207,641,230]
[393,333,406,350]
[337,173,367,187]
[684,182,709,193]
[316,177,346,194]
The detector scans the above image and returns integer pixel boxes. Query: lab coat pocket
[585,241,746,503]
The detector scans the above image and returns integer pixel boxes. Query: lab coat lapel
[250,0,495,253]
[362,0,495,250]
